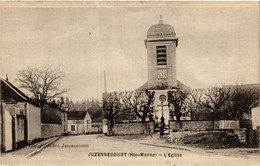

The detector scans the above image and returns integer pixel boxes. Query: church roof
[135,80,191,92]
[147,19,176,39]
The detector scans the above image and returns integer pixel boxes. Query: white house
[0,78,41,152]
[67,111,91,134]
[251,100,260,130]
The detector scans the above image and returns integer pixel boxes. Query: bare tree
[122,90,155,134]
[102,92,122,136]
[191,87,230,121]
[16,66,68,110]
[167,90,191,125]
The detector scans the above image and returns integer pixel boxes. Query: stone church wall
[169,120,240,131]
[169,120,214,130]
[112,122,154,135]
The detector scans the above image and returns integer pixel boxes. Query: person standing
[147,125,153,138]
[145,125,153,138]
[160,123,164,138]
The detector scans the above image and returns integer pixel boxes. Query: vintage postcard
[0,1,259,166]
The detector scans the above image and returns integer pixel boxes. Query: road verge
[22,137,60,159]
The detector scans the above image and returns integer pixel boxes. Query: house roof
[68,111,89,120]
[136,80,191,92]
[0,78,40,107]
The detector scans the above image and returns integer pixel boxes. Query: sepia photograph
[0,2,259,166]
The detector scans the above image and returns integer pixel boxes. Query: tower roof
[147,19,176,39]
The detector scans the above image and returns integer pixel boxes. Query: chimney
[6,74,8,82]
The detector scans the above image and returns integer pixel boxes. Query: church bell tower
[144,17,179,89]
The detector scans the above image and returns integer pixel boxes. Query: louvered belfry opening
[156,45,167,65]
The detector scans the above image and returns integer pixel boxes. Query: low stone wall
[169,121,214,130]
[169,120,240,130]
[216,120,239,129]
[112,122,154,135]
[234,128,246,143]
[41,123,63,138]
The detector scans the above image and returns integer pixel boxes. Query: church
[136,17,191,126]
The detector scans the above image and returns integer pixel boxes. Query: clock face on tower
[157,69,167,79]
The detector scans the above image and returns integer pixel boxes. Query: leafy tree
[91,109,103,120]
[64,97,103,122]
[87,104,103,120]
[41,100,62,124]
[225,86,258,121]
[16,66,68,111]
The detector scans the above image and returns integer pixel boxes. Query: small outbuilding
[67,111,91,134]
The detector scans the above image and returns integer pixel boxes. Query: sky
[0,2,259,101]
